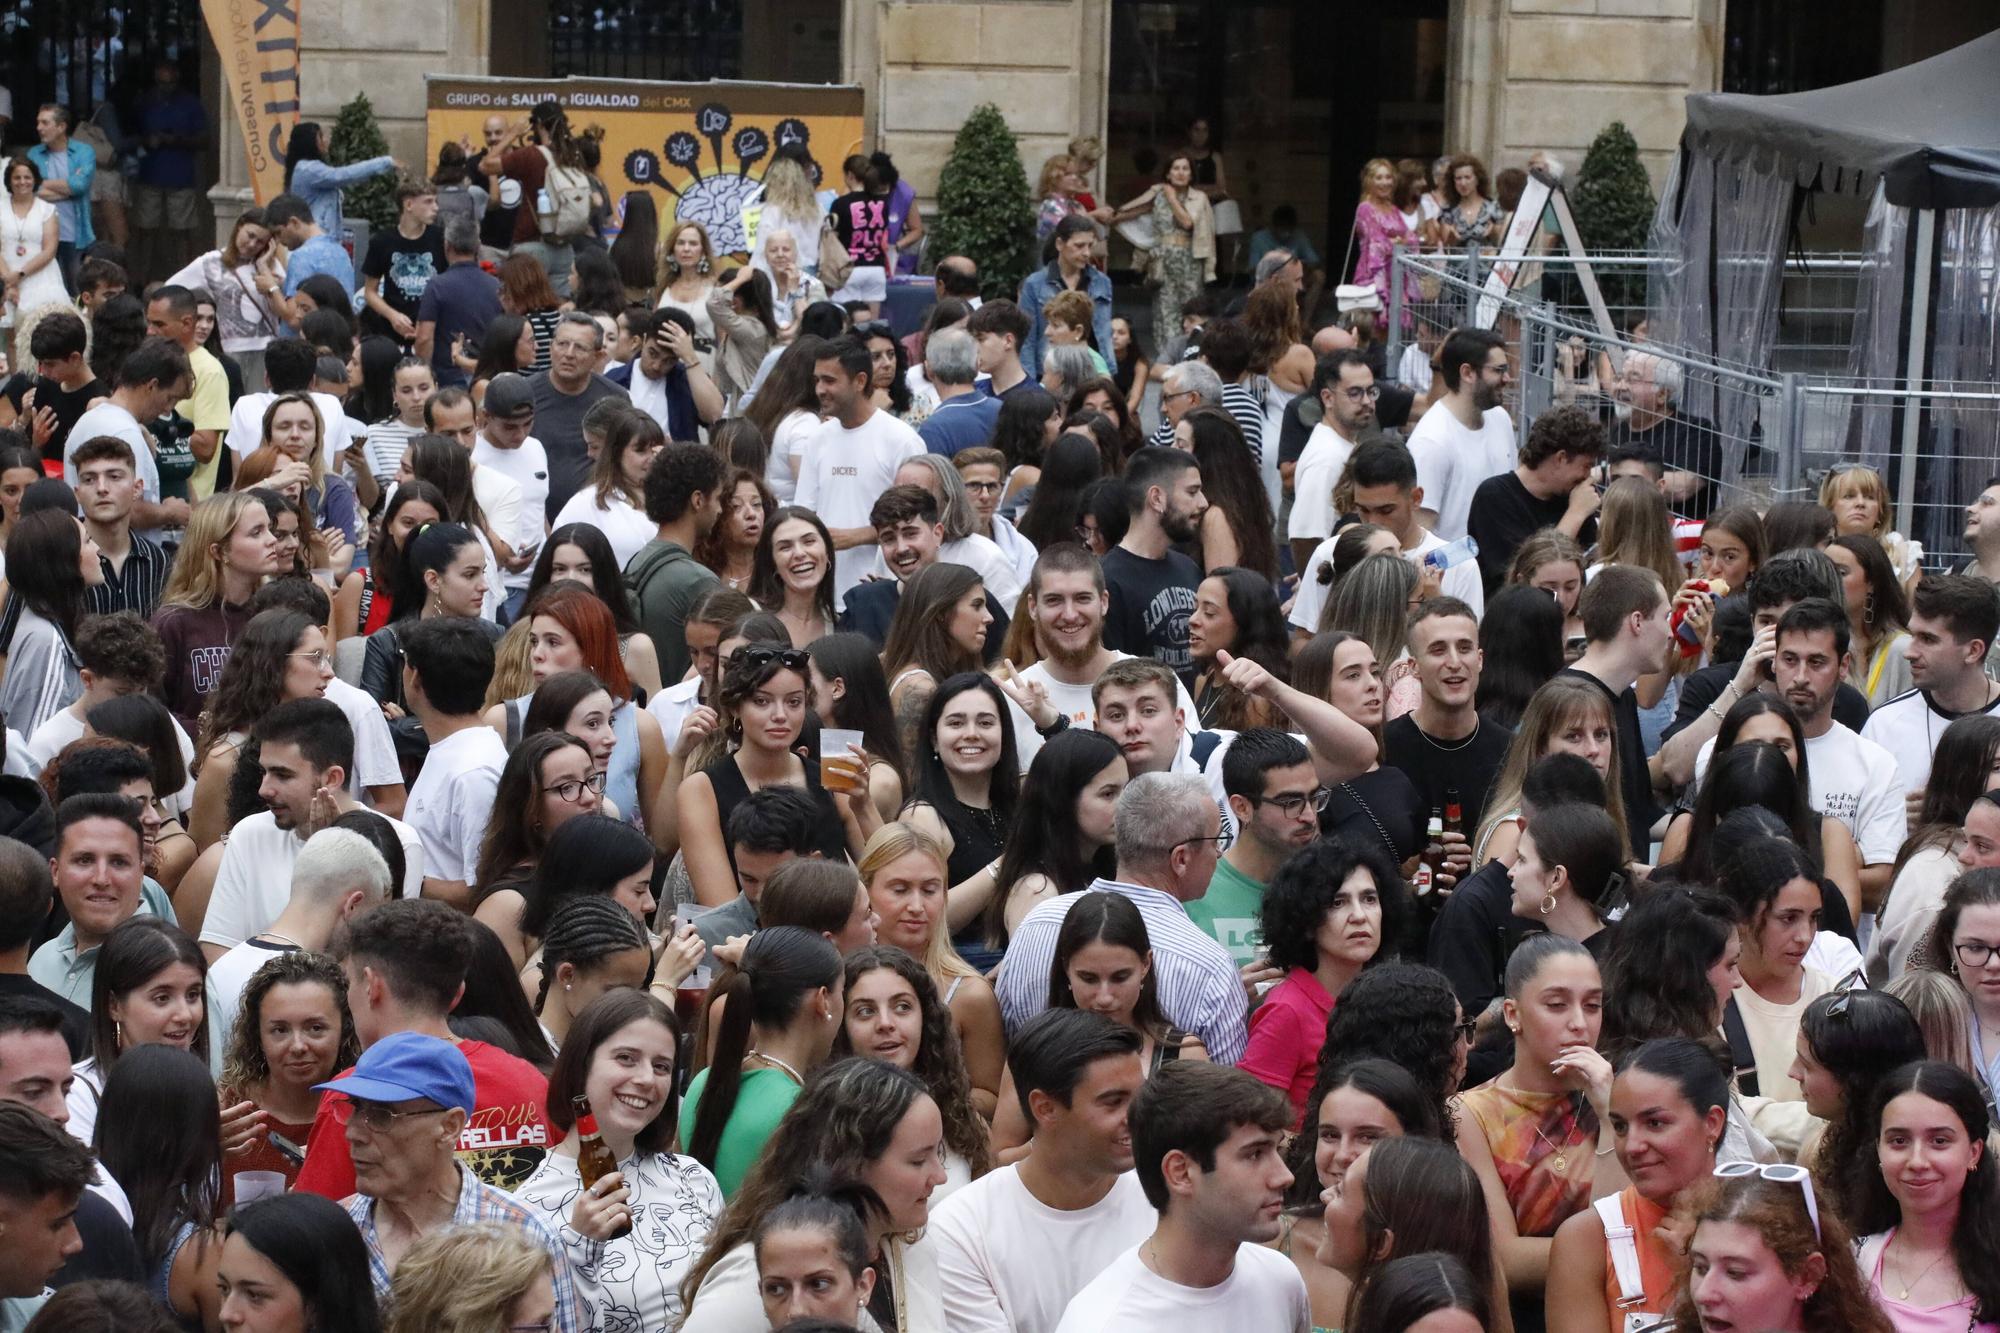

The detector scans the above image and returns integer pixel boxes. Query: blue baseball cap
[313,1033,475,1114]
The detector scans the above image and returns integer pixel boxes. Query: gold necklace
[1888,1232,1952,1301]
[1529,1116,1584,1174]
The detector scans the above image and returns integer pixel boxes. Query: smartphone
[267,1131,305,1165]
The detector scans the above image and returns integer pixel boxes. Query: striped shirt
[86,536,172,619]
[995,878,1249,1065]
[344,1164,584,1333]
[1219,382,1266,467]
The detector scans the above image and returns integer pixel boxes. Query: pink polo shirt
[1240,968,1336,1127]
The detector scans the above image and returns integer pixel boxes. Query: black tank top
[703,754,850,868]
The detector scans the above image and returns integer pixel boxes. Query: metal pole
[1777,372,1805,500]
[1895,209,1937,539]
[1387,255,1405,385]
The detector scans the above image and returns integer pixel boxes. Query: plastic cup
[234,1170,285,1203]
[820,729,866,794]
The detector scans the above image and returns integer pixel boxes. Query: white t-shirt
[1404,399,1516,541]
[1054,1241,1310,1333]
[63,402,163,540]
[325,676,403,796]
[931,1166,1157,1333]
[25,705,195,785]
[1693,721,1907,864]
[795,409,925,601]
[198,810,426,951]
[1289,526,1482,634]
[223,390,352,468]
[854,535,1024,617]
[765,408,821,505]
[473,435,552,589]
[405,725,508,886]
[1007,653,1200,768]
[1286,421,1356,542]
[1860,686,2000,796]
[552,488,657,573]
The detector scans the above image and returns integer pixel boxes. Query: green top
[1183,856,1266,966]
[678,1065,802,1198]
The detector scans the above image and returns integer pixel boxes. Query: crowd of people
[0,88,1998,1333]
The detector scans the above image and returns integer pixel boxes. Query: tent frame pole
[1895,208,1937,538]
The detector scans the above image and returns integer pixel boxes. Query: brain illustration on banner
[640,103,811,255]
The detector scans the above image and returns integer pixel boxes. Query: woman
[1111,317,1150,416]
[1291,630,1426,866]
[1675,1172,1890,1333]
[677,644,868,907]
[1,158,64,320]
[358,523,492,714]
[515,989,723,1331]
[1790,987,1926,1221]
[1717,835,1837,1116]
[1188,567,1290,730]
[881,564,993,756]
[1033,154,1088,244]
[992,386,1061,513]
[1830,533,1914,706]
[1292,523,1401,644]
[1346,1253,1493,1333]
[986,730,1125,948]
[1697,505,1766,591]
[609,193,660,305]
[901,673,1021,969]
[706,266,777,411]
[244,482,342,587]
[1506,801,1627,958]
[1507,529,1590,657]
[551,406,661,569]
[1320,1137,1507,1333]
[471,732,603,963]
[1475,585,1566,731]
[332,480,443,641]
[679,1058,946,1332]
[1070,380,1144,462]
[166,209,285,391]
[1180,408,1277,579]
[1460,936,1613,1316]
[521,522,665,695]
[1851,1060,2000,1329]
[1014,433,1105,554]
[807,632,906,823]
[752,1175,887,1328]
[153,493,284,735]
[352,354,435,490]
[0,512,99,738]
[217,951,359,1195]
[856,825,1003,1117]
[69,917,217,1143]
[750,150,827,283]
[749,506,838,647]
[0,444,42,544]
[1821,462,1924,587]
[95,1044,229,1330]
[681,925,843,1198]
[218,1193,383,1333]
[384,1225,554,1333]
[744,338,829,506]
[468,313,535,404]
[762,227,827,341]
[452,919,559,1071]
[282,120,395,242]
[246,392,362,546]
[1109,153,1213,352]
[1926,868,2000,1099]
[189,609,334,850]
[496,252,566,373]
[1598,886,1741,1063]
[856,319,914,420]
[1546,1038,1727,1333]
[1325,553,1421,715]
[570,249,624,320]
[694,468,772,595]
[518,816,662,972]
[531,894,655,1054]
[1243,282,1316,444]
[1243,838,1408,1123]
[833,945,992,1195]
[1351,158,1416,304]
[655,220,719,378]
[1871,714,2000,981]
[1437,155,1501,248]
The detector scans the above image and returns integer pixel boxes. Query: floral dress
[1351,201,1414,299]
[1149,188,1202,352]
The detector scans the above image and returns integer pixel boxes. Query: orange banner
[203,0,302,203]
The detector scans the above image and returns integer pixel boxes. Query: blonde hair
[1506,528,1588,592]
[858,825,977,982]
[258,392,328,491]
[1474,675,1630,856]
[761,155,820,222]
[1884,968,1978,1079]
[159,492,271,612]
[386,1225,551,1333]
[484,618,536,711]
[1357,156,1396,196]
[1817,465,1890,539]
[1037,154,1074,199]
[1596,477,1681,594]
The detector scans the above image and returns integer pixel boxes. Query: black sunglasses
[737,645,810,672]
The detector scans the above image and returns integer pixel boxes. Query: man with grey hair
[1146,358,1224,448]
[994,771,1247,1062]
[204,826,393,1069]
[415,217,500,388]
[531,310,630,519]
[1606,347,1720,518]
[918,326,1001,456]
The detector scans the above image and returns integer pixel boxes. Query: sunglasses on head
[1713,1161,1820,1241]
[737,645,810,672]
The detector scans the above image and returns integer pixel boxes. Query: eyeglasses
[1163,388,1200,404]
[289,649,332,670]
[1174,828,1236,854]
[851,320,894,340]
[327,1097,451,1133]
[736,645,810,672]
[1955,940,2000,969]
[544,771,608,804]
[1713,1161,1820,1240]
[963,480,1003,495]
[1337,385,1381,402]
[1246,787,1332,818]
[1453,1018,1478,1043]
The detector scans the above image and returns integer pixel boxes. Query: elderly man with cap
[325,1031,583,1331]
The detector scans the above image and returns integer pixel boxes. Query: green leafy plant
[926,103,1036,301]
[1569,121,1656,309]
[327,92,399,235]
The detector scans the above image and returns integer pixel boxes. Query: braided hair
[532,894,650,1015]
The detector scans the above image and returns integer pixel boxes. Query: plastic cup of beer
[234,1171,285,1203]
[820,729,866,794]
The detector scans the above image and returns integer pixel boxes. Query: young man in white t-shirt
[459,378,551,623]
[222,336,352,469]
[1862,573,2000,798]
[23,612,195,781]
[63,336,191,542]
[1285,349,1374,574]
[398,619,506,910]
[932,1011,1155,1333]
[1055,1061,1309,1332]
[1402,326,1514,540]
[795,336,925,603]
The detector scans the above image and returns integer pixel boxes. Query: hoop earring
[1539,892,1558,917]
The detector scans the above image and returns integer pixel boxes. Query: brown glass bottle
[572,1094,631,1239]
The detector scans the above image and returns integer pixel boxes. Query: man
[997,773,1251,1063]
[1101,447,1205,687]
[1383,597,1513,847]
[1054,1061,1307,1331]
[0,846,88,1053]
[1466,402,1603,593]
[24,614,186,779]
[466,378,549,620]
[2,312,98,463]
[936,254,982,308]
[414,219,501,386]
[0,1101,94,1328]
[1964,478,2000,583]
[62,336,190,539]
[918,327,1002,457]
[71,438,169,618]
[129,59,206,284]
[479,99,584,297]
[1248,205,1323,315]
[1606,350,1722,518]
[198,699,425,962]
[796,335,926,602]
[223,338,352,466]
[298,900,553,1201]
[27,796,152,1004]
[693,788,822,952]
[206,828,389,1066]
[26,105,93,286]
[1020,214,1115,378]
[530,313,630,519]
[317,1032,579,1328]
[72,258,125,319]
[142,284,228,492]
[1188,730,1318,964]
[1284,351,1374,576]
[474,114,521,251]
[626,441,724,685]
[360,178,446,345]
[646,586,754,752]
[955,446,1036,585]
[863,457,1024,609]
[1690,599,1907,905]
[1403,327,1514,540]
[841,485,947,644]
[1563,565,1674,840]
[400,619,505,908]
[966,299,1035,399]
[1863,575,2000,797]
[264,192,356,300]
[606,303,648,370]
[250,579,406,815]
[1300,441,1485,637]
[1147,359,1223,449]
[932,1010,1154,1333]
[603,307,723,444]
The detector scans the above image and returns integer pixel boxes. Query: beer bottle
[1443,788,1463,839]
[572,1094,631,1239]
[1414,812,1445,895]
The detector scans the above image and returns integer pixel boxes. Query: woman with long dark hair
[69,916,214,1141]
[1871,713,2000,981]
[281,120,394,239]
[0,510,100,736]
[749,506,837,646]
[991,385,1061,513]
[1505,801,1626,956]
[552,406,663,570]
[806,632,905,822]
[987,730,1125,949]
[332,479,444,641]
[219,1193,383,1333]
[1473,584,1565,731]
[519,815,661,951]
[707,266,778,411]
[1597,885,1740,1064]
[1829,533,1912,707]
[1791,988,1925,1222]
[902,673,1022,974]
[1187,566,1290,730]
[471,732,603,964]
[1069,375,1146,464]
[882,564,993,759]
[521,521,663,695]
[1320,1136,1506,1333]
[406,434,506,614]
[468,313,535,405]
[609,192,661,305]
[1014,431,1105,554]
[530,894,654,1055]
[1346,1253,1493,1333]
[743,336,828,505]
[188,608,334,849]
[694,467,773,596]
[1181,406,1277,578]
[359,522,496,714]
